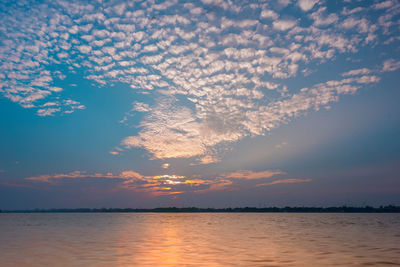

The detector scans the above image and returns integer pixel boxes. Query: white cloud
[278,0,291,7]
[260,9,278,20]
[37,107,61,116]
[382,59,400,72]
[373,0,394,10]
[310,8,338,26]
[298,0,318,11]
[342,68,371,76]
[122,102,206,159]
[57,52,69,58]
[49,87,63,92]
[133,102,151,112]
[77,45,92,53]
[273,19,297,31]
[42,102,58,107]
[341,18,370,33]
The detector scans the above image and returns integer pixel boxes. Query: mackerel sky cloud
[0,0,400,208]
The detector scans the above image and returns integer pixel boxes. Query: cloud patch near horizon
[256,178,312,187]
[25,168,303,196]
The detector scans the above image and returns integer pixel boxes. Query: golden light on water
[2,213,400,266]
[110,214,288,266]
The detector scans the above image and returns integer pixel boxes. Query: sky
[0,0,400,209]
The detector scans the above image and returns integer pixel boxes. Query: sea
[0,213,399,266]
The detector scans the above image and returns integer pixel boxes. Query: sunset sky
[1,0,400,209]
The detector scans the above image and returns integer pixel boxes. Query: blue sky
[1,0,400,209]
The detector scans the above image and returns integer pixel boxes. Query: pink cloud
[221,170,285,180]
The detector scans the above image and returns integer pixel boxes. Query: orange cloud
[183,179,211,184]
[24,169,310,197]
[120,171,143,180]
[161,163,170,169]
[25,171,120,182]
[26,170,200,196]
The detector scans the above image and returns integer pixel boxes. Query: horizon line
[2,205,400,213]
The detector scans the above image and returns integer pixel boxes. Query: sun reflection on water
[2,213,399,266]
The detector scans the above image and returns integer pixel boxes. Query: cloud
[25,168,306,195]
[382,59,400,72]
[341,17,370,33]
[122,101,206,159]
[256,178,312,186]
[122,70,380,162]
[260,9,278,20]
[37,108,61,117]
[26,171,119,183]
[77,45,92,53]
[221,170,285,180]
[310,8,338,26]
[132,102,151,112]
[278,0,291,7]
[298,0,318,11]
[0,0,398,164]
[161,163,170,169]
[373,0,394,10]
[26,170,213,195]
[272,19,297,31]
[342,68,371,76]
[275,141,288,149]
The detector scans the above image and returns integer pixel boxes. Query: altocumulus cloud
[0,0,399,164]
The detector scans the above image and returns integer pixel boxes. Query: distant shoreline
[1,206,400,213]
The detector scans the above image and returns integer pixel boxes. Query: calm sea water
[0,213,399,266]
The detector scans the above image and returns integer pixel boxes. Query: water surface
[1,213,399,266]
